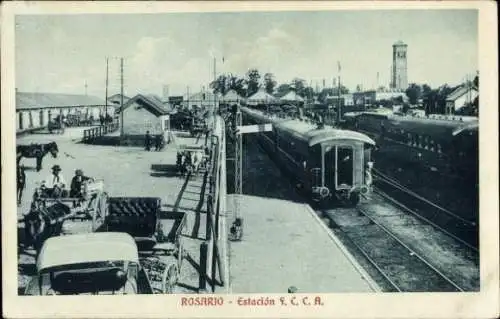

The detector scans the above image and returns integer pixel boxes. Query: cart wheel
[162,263,179,294]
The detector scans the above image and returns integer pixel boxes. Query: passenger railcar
[241,107,376,207]
[343,111,478,182]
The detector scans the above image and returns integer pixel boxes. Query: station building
[445,83,478,115]
[16,91,107,134]
[120,94,172,140]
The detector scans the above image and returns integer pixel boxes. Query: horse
[17,141,59,172]
[17,164,26,206]
[23,200,68,255]
[191,151,204,176]
[176,151,187,177]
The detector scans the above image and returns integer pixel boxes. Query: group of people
[39,165,93,198]
[144,131,165,152]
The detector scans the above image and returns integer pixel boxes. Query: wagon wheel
[161,262,179,294]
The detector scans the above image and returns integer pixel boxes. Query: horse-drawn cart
[24,179,108,252]
[47,116,65,134]
[176,145,209,178]
[103,197,187,293]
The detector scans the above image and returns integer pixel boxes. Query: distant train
[241,107,376,207]
[342,110,479,183]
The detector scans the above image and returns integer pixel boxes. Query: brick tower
[391,41,408,91]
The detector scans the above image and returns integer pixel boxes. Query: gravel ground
[358,193,479,291]
[17,127,212,294]
[373,157,478,224]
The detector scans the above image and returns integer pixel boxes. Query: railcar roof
[276,120,376,146]
[356,110,478,128]
[37,232,139,271]
[241,107,375,146]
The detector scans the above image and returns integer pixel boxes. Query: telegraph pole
[337,61,342,123]
[120,57,124,136]
[105,57,109,117]
[234,100,242,232]
[213,57,217,115]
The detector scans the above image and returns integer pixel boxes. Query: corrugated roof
[107,94,131,104]
[17,92,106,110]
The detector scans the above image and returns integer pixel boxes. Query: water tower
[391,41,408,91]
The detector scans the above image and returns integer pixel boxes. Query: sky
[15,10,478,98]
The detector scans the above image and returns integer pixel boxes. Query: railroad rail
[322,207,466,292]
[82,122,119,143]
[372,168,478,251]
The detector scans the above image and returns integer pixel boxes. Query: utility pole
[105,57,109,116]
[234,101,242,237]
[120,57,124,136]
[214,57,217,115]
[337,61,342,123]
[85,81,88,96]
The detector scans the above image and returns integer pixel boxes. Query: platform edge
[303,204,382,293]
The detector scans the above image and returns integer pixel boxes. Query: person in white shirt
[42,165,68,197]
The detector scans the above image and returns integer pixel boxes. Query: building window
[39,110,44,126]
[19,112,23,130]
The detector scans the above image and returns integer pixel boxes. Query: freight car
[241,107,376,207]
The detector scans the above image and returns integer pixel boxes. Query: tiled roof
[446,84,478,101]
[121,94,171,116]
[16,92,106,110]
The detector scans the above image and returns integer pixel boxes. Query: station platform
[226,194,380,293]
[16,128,212,294]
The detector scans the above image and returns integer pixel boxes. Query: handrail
[82,122,119,143]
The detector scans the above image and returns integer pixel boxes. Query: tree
[246,69,261,97]
[303,86,315,101]
[405,83,422,105]
[209,74,229,95]
[276,83,292,97]
[356,85,363,92]
[291,78,306,97]
[473,73,479,88]
[264,73,277,95]
[227,74,247,98]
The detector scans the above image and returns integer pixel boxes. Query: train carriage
[344,111,479,180]
[242,107,375,206]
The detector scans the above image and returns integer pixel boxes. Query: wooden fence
[82,122,119,143]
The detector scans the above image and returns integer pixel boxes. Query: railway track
[322,207,466,292]
[372,168,478,251]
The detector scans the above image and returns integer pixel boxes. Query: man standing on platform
[145,131,152,151]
